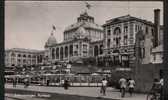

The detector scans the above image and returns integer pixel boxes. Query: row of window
[10,53,37,58]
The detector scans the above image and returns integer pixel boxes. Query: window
[100,45,103,54]
[114,27,121,35]
[83,44,88,57]
[23,54,26,58]
[65,46,68,58]
[107,39,111,48]
[107,27,111,36]
[83,44,87,51]
[56,48,59,59]
[124,36,128,45]
[52,48,55,59]
[28,55,31,58]
[116,38,120,46]
[124,26,128,34]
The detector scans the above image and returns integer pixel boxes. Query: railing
[5,74,107,87]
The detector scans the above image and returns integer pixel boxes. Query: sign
[67,64,71,69]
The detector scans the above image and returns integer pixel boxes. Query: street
[5,84,147,100]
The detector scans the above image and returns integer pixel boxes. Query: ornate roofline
[103,15,155,27]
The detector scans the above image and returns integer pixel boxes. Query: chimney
[154,9,160,47]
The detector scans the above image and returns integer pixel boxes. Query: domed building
[45,12,104,63]
[45,33,57,47]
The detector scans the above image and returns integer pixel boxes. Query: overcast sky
[5,1,163,50]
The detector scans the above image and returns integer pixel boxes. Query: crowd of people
[99,77,163,98]
[99,77,135,97]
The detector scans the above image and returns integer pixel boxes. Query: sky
[5,1,163,50]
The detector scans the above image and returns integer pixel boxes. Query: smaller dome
[45,33,57,47]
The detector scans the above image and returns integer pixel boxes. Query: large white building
[44,12,104,64]
[5,9,163,70]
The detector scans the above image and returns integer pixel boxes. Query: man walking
[100,78,108,96]
[119,77,127,98]
[128,78,135,96]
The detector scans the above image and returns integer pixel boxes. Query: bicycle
[146,90,160,100]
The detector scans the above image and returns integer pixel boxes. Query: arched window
[56,48,59,59]
[114,27,121,46]
[114,27,121,35]
[28,55,31,58]
[94,45,99,57]
[23,54,26,58]
[60,47,63,60]
[52,48,55,59]
[69,45,73,57]
[100,45,103,54]
[65,46,68,58]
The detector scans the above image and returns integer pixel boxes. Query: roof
[64,21,103,32]
[5,48,45,53]
[103,15,154,27]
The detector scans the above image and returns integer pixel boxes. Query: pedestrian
[63,79,70,90]
[24,78,29,88]
[150,78,161,99]
[100,78,108,96]
[160,77,164,100]
[119,77,127,98]
[47,79,50,86]
[128,78,135,96]
[13,78,17,87]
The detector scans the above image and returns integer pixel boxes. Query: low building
[5,48,45,67]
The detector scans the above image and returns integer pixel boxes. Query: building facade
[5,9,163,69]
[5,48,45,67]
[102,9,163,67]
[44,12,104,64]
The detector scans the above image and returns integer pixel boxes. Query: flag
[85,2,91,9]
[53,25,56,30]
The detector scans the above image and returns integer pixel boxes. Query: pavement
[5,84,147,100]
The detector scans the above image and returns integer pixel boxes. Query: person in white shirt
[100,78,108,96]
[119,77,127,97]
[128,78,135,96]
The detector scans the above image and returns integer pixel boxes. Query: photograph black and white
[4,1,165,100]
